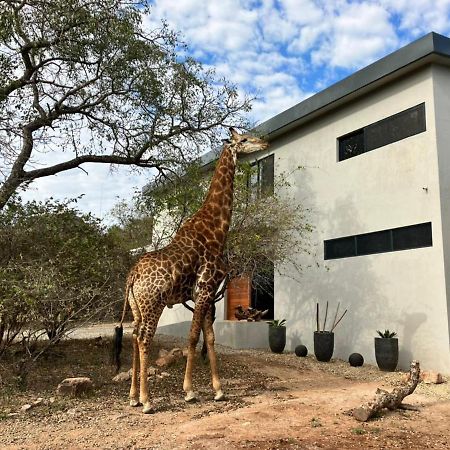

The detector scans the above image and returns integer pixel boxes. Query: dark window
[357,230,391,255]
[260,154,274,195]
[324,222,432,260]
[392,222,432,251]
[339,129,364,161]
[324,236,356,259]
[338,103,426,161]
[248,154,274,197]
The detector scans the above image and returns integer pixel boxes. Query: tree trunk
[353,360,421,422]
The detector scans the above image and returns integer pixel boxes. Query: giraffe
[113,127,269,414]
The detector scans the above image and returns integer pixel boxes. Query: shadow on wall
[275,162,415,365]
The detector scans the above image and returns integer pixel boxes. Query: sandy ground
[1,323,450,450]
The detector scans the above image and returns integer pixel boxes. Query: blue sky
[22,0,450,221]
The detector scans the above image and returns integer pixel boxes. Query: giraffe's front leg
[202,304,225,401]
[183,302,209,402]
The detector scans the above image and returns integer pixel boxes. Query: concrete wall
[157,297,226,329]
[273,66,450,372]
[432,65,450,355]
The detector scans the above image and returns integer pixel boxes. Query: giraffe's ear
[229,127,240,139]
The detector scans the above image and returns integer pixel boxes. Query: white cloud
[12,1,450,218]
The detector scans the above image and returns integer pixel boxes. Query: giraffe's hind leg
[137,303,164,414]
[129,330,141,407]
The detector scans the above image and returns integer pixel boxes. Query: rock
[155,348,184,367]
[421,371,444,384]
[49,397,56,404]
[21,404,32,412]
[32,398,43,407]
[112,370,131,383]
[56,377,93,397]
[147,366,157,376]
[160,371,170,378]
[158,349,169,358]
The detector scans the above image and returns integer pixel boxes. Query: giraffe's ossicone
[113,127,269,414]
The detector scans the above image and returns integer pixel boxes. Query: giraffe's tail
[112,279,131,372]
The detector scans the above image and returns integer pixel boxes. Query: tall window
[248,154,274,197]
[338,103,426,161]
[324,222,432,260]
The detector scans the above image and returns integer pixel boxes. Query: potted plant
[314,302,347,362]
[375,329,398,371]
[268,319,286,353]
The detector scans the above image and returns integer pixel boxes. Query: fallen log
[353,360,420,422]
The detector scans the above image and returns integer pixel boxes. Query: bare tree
[0,0,251,209]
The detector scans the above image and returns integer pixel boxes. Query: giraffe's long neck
[200,143,237,234]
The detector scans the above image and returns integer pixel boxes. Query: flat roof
[144,32,450,192]
[256,32,450,140]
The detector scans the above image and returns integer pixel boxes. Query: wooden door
[226,275,251,320]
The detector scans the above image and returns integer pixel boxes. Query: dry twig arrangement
[316,301,348,332]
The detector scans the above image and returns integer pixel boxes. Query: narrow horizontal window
[324,222,432,260]
[392,222,432,251]
[338,103,426,161]
[357,230,391,256]
[324,236,356,259]
[339,129,364,161]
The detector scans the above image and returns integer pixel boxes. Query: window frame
[338,103,426,162]
[324,222,432,260]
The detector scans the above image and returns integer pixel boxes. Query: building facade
[259,32,450,372]
[157,32,450,373]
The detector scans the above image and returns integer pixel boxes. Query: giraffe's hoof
[214,391,226,401]
[142,402,155,414]
[129,399,142,407]
[184,391,197,403]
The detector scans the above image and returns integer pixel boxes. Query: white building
[156,32,450,373]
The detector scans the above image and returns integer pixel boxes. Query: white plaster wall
[273,66,450,372]
[431,65,450,354]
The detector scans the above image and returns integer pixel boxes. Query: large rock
[57,377,93,397]
[112,370,132,383]
[155,348,184,367]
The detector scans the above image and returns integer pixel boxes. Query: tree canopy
[0,0,250,209]
[0,196,129,368]
[110,159,313,300]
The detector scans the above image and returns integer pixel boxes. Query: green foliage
[0,0,251,209]
[110,160,314,297]
[267,319,286,328]
[376,329,397,338]
[0,196,130,364]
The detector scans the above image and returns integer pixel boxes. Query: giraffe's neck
[200,143,237,233]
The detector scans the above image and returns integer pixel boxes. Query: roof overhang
[255,32,450,141]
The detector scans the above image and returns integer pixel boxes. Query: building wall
[273,66,450,372]
[432,65,450,353]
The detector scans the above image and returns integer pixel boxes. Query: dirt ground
[1,324,450,450]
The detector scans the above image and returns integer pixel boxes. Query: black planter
[375,337,398,371]
[269,326,286,353]
[314,331,334,362]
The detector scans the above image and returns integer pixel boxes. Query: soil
[1,323,450,450]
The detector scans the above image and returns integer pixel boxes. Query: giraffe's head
[228,127,269,154]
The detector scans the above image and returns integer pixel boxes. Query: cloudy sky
[22,0,450,222]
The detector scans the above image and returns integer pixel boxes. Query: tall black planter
[314,331,334,362]
[375,337,398,371]
[269,326,286,353]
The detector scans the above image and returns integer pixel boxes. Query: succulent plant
[376,329,397,338]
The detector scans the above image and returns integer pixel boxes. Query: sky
[21,0,450,222]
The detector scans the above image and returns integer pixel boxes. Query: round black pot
[375,337,398,371]
[314,331,334,362]
[269,326,286,353]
